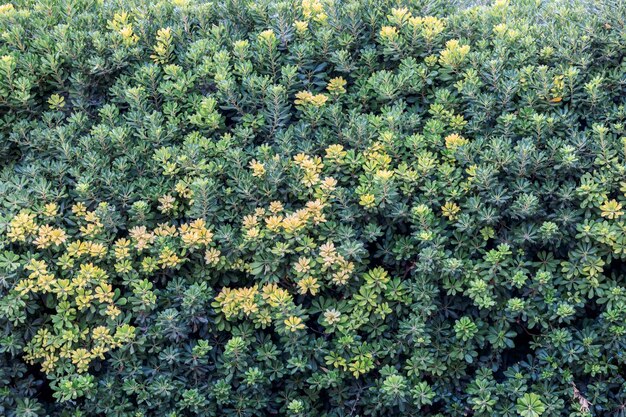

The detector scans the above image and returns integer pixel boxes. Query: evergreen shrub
[1,0,626,415]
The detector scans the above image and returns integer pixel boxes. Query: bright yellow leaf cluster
[294,153,324,187]
[215,283,303,331]
[24,323,135,375]
[294,91,328,107]
[359,193,376,209]
[318,241,355,285]
[408,16,445,42]
[301,0,327,23]
[439,39,470,69]
[445,133,469,150]
[151,27,173,64]
[293,20,309,34]
[108,11,139,46]
[180,218,214,248]
[325,144,347,162]
[442,201,461,220]
[327,77,347,95]
[379,26,399,42]
[34,225,68,249]
[249,159,266,177]
[284,316,306,332]
[600,199,624,219]
[7,211,39,242]
[0,3,15,14]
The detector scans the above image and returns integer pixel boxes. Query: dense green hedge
[1,0,626,415]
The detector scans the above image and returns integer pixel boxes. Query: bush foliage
[1,0,626,415]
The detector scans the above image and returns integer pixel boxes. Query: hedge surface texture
[1,0,626,416]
